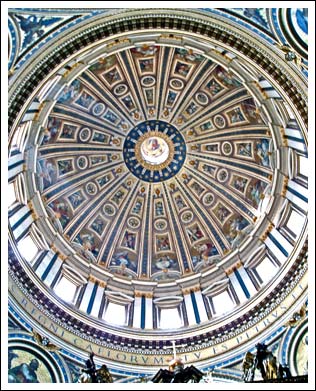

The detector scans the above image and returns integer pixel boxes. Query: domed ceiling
[39,47,271,281]
[8,7,308,379]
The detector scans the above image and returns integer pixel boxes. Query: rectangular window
[159,308,183,329]
[54,277,77,304]
[298,155,308,178]
[255,256,278,285]
[17,235,39,263]
[103,302,127,326]
[286,209,306,237]
[7,183,17,206]
[212,291,234,315]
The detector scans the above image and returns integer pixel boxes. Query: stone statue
[242,343,281,381]
[242,351,256,382]
[254,343,278,380]
[78,353,113,383]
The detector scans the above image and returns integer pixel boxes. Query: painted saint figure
[8,358,39,383]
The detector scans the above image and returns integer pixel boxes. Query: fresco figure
[122,95,135,110]
[216,67,241,87]
[139,59,154,72]
[57,80,81,103]
[175,48,204,62]
[145,89,154,105]
[123,231,136,250]
[40,159,57,187]
[60,124,76,139]
[92,132,107,143]
[229,107,245,123]
[68,191,85,209]
[202,164,216,175]
[49,199,70,228]
[154,255,177,271]
[91,218,104,235]
[133,200,142,214]
[111,251,130,267]
[206,78,223,95]
[237,142,252,157]
[132,45,158,56]
[194,242,217,264]
[76,92,94,109]
[206,144,218,152]
[166,91,177,106]
[112,190,125,205]
[200,121,213,131]
[185,101,198,115]
[243,8,267,26]
[174,61,191,77]
[8,358,39,383]
[155,201,164,216]
[15,14,60,48]
[42,117,61,144]
[97,175,110,187]
[104,68,120,84]
[75,232,99,258]
[248,179,266,208]
[104,110,119,123]
[175,195,186,209]
[214,204,230,223]
[232,176,247,193]
[187,226,203,242]
[191,182,204,195]
[256,139,270,167]
[157,236,171,251]
[58,159,73,176]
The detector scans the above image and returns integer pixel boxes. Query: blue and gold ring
[123,120,186,183]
